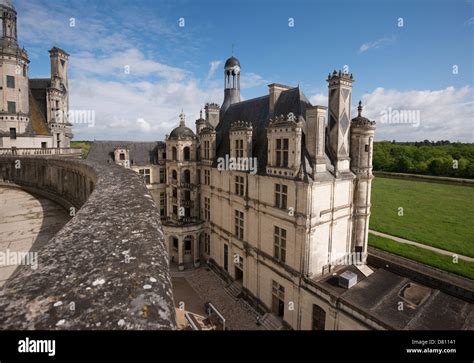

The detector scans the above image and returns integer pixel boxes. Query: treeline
[373,141,474,179]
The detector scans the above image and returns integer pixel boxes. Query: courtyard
[171,266,265,330]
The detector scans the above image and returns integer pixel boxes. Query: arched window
[184,190,191,200]
[183,146,190,161]
[183,169,191,184]
[172,170,178,181]
[172,147,177,160]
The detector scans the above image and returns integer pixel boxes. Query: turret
[1,0,17,43]
[0,0,30,135]
[195,110,206,134]
[220,56,240,120]
[48,47,71,147]
[49,47,69,89]
[350,101,376,255]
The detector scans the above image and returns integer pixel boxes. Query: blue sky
[15,0,474,141]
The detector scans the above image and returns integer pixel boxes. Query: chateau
[89,56,384,329]
[0,0,74,153]
[0,0,471,333]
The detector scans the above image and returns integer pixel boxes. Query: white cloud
[207,61,221,80]
[73,48,188,81]
[16,1,133,57]
[70,75,223,141]
[359,86,473,142]
[309,93,328,106]
[136,118,151,132]
[240,72,268,89]
[359,36,395,53]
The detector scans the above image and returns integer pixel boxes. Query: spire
[357,101,363,117]
[0,0,15,10]
[200,109,203,119]
[179,109,185,127]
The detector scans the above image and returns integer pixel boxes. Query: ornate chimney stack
[327,70,354,175]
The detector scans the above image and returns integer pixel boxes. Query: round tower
[0,0,30,133]
[164,111,203,270]
[220,56,240,120]
[195,109,207,134]
[350,101,376,255]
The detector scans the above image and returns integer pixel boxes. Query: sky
[14,0,474,142]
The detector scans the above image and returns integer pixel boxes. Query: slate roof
[87,140,165,166]
[29,78,51,121]
[28,89,50,136]
[215,86,314,177]
[225,56,240,68]
[168,125,196,140]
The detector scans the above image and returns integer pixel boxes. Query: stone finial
[179,109,185,127]
[358,101,363,117]
[230,120,252,130]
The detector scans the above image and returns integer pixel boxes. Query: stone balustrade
[0,156,176,329]
[0,147,82,157]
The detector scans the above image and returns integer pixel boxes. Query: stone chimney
[268,83,291,114]
[205,103,220,128]
[306,105,327,174]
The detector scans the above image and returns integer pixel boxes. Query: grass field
[70,141,92,159]
[368,234,474,280]
[370,177,474,258]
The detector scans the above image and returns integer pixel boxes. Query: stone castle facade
[89,55,380,330]
[0,0,72,150]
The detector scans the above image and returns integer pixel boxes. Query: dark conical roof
[351,101,376,128]
[225,56,240,68]
[168,111,196,139]
[169,125,196,139]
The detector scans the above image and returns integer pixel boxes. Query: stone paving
[173,266,265,330]
[0,187,70,288]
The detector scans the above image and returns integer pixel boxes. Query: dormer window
[235,139,244,158]
[119,153,125,160]
[229,120,253,161]
[203,140,210,159]
[275,138,289,167]
[266,113,303,177]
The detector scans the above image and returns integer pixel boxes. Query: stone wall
[0,156,176,329]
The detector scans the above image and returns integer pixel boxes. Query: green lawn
[370,177,474,258]
[70,141,92,159]
[368,234,474,280]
